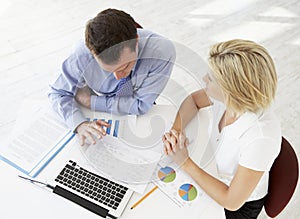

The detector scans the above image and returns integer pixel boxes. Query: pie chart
[157,166,176,183]
[178,183,197,201]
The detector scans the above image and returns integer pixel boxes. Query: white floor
[1,0,299,218]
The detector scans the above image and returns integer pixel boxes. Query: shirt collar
[130,33,141,75]
[228,111,260,139]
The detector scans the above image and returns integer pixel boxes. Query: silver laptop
[51,159,133,218]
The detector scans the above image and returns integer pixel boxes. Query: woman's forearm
[182,158,264,211]
[172,95,199,131]
[172,89,211,132]
[182,158,231,208]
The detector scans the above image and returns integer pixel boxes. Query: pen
[130,185,158,209]
[18,175,55,190]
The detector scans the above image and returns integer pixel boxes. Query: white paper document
[80,135,162,194]
[78,105,178,194]
[0,102,74,177]
[153,160,209,218]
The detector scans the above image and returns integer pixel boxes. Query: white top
[206,99,281,201]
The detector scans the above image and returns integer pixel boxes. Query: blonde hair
[208,39,277,114]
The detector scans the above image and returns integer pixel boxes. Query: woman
[163,39,281,218]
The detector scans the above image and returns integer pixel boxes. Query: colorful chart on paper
[158,166,176,183]
[87,118,120,137]
[178,183,197,201]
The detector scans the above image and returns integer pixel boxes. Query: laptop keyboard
[54,160,128,210]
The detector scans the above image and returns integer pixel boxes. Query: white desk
[0,105,225,219]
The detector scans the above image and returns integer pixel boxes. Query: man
[48,9,176,145]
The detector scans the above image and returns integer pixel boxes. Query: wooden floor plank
[0,1,300,218]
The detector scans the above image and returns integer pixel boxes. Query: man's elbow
[132,102,153,115]
[135,106,150,115]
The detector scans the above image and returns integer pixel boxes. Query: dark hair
[85,8,137,64]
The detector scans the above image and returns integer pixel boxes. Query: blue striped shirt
[48,29,176,130]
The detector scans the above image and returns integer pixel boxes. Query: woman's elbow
[224,200,245,211]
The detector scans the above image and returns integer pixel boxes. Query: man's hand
[75,86,92,108]
[75,120,110,146]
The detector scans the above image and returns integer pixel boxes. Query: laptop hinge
[53,185,110,218]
